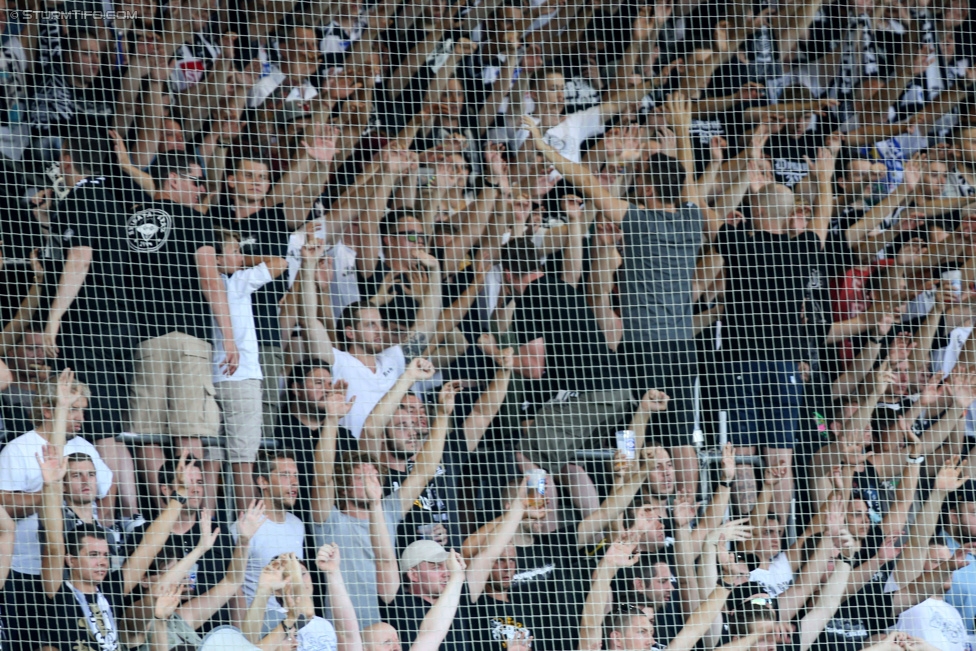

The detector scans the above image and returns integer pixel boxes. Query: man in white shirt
[0,371,113,576]
[895,543,970,651]
[299,237,442,439]
[232,449,306,628]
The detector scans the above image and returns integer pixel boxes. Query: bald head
[364,623,400,651]
[753,184,795,226]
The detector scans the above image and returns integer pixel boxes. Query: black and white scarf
[66,581,118,651]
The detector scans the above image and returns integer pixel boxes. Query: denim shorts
[722,358,803,449]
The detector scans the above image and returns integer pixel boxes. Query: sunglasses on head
[745,597,774,608]
[178,172,203,184]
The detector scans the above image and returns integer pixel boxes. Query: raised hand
[948,366,976,409]
[316,543,341,574]
[639,388,670,413]
[446,549,467,578]
[672,490,700,528]
[237,499,268,545]
[405,357,437,381]
[258,559,288,592]
[152,582,182,621]
[438,380,462,415]
[55,368,76,409]
[36,444,66,486]
[935,455,969,493]
[719,443,736,483]
[604,530,641,568]
[197,508,221,553]
[324,379,355,419]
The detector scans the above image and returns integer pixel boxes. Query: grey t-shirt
[311,492,403,627]
[618,204,703,343]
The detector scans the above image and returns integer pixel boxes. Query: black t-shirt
[274,409,357,524]
[509,529,589,651]
[467,595,533,651]
[125,516,231,595]
[381,583,471,651]
[49,174,150,336]
[28,16,123,136]
[509,273,626,397]
[714,226,822,360]
[42,573,126,651]
[383,430,466,553]
[210,201,293,347]
[125,199,215,342]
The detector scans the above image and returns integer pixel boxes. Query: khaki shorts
[215,378,263,463]
[129,332,221,438]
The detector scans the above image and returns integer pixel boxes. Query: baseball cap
[400,540,450,574]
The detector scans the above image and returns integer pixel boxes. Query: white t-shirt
[297,616,338,651]
[934,326,976,438]
[213,263,274,383]
[515,106,606,164]
[232,513,306,604]
[330,346,406,439]
[894,597,966,651]
[0,430,113,575]
[749,552,794,598]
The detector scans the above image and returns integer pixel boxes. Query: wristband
[169,492,188,505]
[907,455,925,465]
[719,479,733,488]
[718,577,736,589]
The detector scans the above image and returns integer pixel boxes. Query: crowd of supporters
[0,0,976,650]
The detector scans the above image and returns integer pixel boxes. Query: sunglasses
[745,597,774,608]
[398,231,426,243]
[178,172,204,184]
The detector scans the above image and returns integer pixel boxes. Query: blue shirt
[942,530,976,634]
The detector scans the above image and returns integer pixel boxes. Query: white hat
[400,540,449,574]
[201,626,263,651]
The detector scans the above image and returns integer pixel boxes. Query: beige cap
[400,540,449,574]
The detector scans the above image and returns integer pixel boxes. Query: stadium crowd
[1,0,976,649]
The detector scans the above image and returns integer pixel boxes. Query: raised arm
[363,467,400,603]
[360,358,436,460]
[892,456,967,589]
[316,544,363,651]
[299,241,336,366]
[119,454,192,594]
[398,381,459,514]
[38,442,68,598]
[178,501,267,630]
[578,533,641,651]
[401,251,443,362]
[520,116,631,223]
[576,455,647,549]
[310,381,355,523]
[467,485,526,602]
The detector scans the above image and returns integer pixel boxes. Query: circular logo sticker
[126,208,172,252]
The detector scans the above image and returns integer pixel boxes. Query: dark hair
[253,449,297,485]
[499,237,541,276]
[605,606,649,638]
[336,301,377,348]
[379,295,419,329]
[65,523,109,558]
[727,597,777,638]
[381,209,421,239]
[65,452,95,465]
[226,145,272,176]
[287,356,333,395]
[62,127,112,177]
[65,27,103,61]
[335,450,381,496]
[641,153,685,205]
[149,151,199,186]
[214,229,241,256]
[949,481,976,511]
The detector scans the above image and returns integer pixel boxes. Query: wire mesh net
[0,1,974,651]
